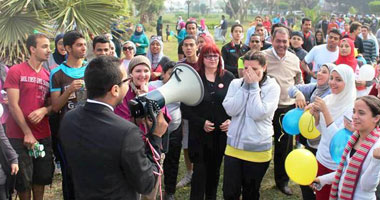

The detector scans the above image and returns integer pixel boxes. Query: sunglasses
[123,46,134,51]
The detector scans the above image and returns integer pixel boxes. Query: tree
[325,0,371,13]
[369,1,380,14]
[278,2,289,11]
[225,0,253,21]
[132,0,165,23]
[0,0,128,66]
[200,3,208,15]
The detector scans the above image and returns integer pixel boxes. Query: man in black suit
[59,56,168,200]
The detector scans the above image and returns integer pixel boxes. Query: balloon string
[278,113,285,142]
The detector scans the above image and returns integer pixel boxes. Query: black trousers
[57,142,75,200]
[223,155,270,200]
[190,143,225,200]
[163,124,183,195]
[0,185,6,200]
[273,105,294,188]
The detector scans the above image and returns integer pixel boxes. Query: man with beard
[50,30,88,200]
[59,56,168,200]
[4,34,53,200]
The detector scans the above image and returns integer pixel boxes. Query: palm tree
[0,0,128,66]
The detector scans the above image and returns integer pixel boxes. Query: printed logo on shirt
[20,76,49,87]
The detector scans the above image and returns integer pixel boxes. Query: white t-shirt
[304,44,339,82]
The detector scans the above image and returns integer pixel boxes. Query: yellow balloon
[354,48,358,57]
[299,110,320,139]
[285,149,318,185]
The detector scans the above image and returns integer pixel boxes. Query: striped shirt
[362,38,377,64]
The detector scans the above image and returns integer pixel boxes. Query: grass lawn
[40,13,305,200]
[43,151,302,200]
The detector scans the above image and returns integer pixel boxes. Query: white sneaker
[176,171,192,188]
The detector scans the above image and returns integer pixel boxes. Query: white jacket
[222,77,280,152]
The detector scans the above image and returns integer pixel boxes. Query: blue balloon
[330,128,353,164]
[282,108,304,135]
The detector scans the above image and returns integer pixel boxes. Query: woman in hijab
[175,21,187,43]
[198,19,209,34]
[307,64,356,200]
[336,38,372,97]
[288,63,334,200]
[130,24,149,56]
[335,38,358,72]
[43,34,66,71]
[197,33,215,52]
[120,41,136,72]
[146,36,170,81]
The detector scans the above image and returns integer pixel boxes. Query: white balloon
[358,64,375,81]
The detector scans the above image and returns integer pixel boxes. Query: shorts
[181,120,189,149]
[9,137,54,193]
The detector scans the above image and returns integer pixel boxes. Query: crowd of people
[1,12,380,200]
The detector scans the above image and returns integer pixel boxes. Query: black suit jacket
[59,102,161,200]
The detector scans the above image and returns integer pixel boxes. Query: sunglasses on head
[123,46,134,51]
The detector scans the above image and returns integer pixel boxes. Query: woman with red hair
[182,43,234,200]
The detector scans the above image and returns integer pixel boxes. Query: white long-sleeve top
[319,139,380,200]
[316,108,353,170]
[222,77,280,151]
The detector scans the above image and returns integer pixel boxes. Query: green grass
[43,151,302,200]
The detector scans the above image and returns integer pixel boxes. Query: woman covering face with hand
[222,51,280,200]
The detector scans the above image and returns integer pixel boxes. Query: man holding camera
[59,56,168,200]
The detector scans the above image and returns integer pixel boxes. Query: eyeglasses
[204,54,219,60]
[123,46,134,51]
[118,77,131,86]
[250,40,261,43]
[150,35,162,41]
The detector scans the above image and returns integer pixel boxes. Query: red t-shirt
[4,62,51,139]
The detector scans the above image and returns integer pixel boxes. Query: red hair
[197,44,225,77]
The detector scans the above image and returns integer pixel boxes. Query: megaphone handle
[146,101,157,137]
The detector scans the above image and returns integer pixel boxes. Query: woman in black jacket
[182,43,234,200]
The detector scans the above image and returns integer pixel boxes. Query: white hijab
[323,64,356,122]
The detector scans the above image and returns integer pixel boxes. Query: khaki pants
[140,154,165,200]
